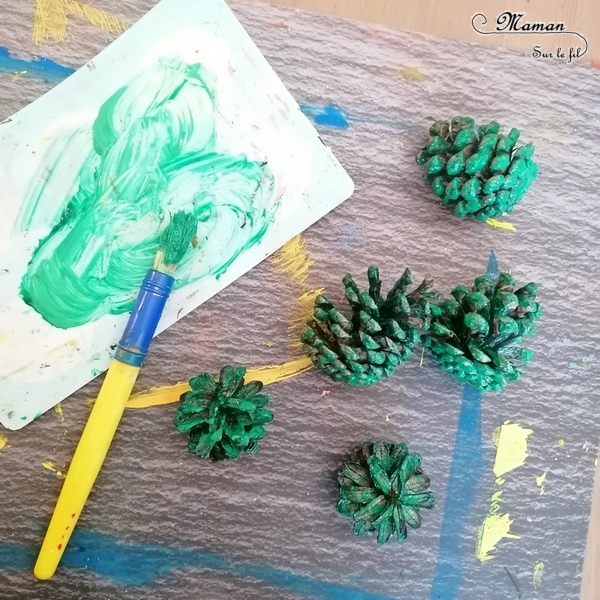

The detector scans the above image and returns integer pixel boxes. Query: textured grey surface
[1,1,600,599]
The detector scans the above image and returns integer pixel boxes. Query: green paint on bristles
[155,211,198,274]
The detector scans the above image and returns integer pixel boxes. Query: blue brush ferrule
[114,269,175,367]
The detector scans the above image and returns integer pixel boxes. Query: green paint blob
[158,211,198,270]
[20,58,275,329]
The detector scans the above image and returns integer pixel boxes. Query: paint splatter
[486,218,516,232]
[548,337,572,356]
[533,561,545,587]
[476,419,532,562]
[0,435,7,451]
[299,103,349,128]
[299,102,418,132]
[42,461,66,478]
[493,421,533,479]
[270,234,314,286]
[0,529,395,598]
[536,471,547,495]
[54,403,64,422]
[0,46,74,83]
[33,0,126,45]
[126,357,314,409]
[339,222,364,252]
[569,353,596,370]
[396,66,426,81]
[476,491,520,562]
[557,438,565,447]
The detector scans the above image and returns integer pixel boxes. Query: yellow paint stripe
[493,420,533,478]
[125,357,314,409]
[270,234,314,286]
[486,218,516,232]
[33,0,126,45]
[65,0,126,34]
[0,435,7,451]
[33,0,69,44]
[288,288,323,349]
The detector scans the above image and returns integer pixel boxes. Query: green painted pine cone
[301,266,437,386]
[416,117,538,220]
[174,366,273,461]
[337,442,435,544]
[425,272,542,392]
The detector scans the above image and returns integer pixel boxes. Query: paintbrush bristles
[154,211,198,274]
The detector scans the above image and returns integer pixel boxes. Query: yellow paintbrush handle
[34,360,140,580]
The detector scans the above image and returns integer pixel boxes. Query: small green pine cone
[301,267,437,386]
[425,272,542,392]
[337,442,435,544]
[174,366,273,461]
[416,117,538,220]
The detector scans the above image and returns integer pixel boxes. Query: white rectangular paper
[0,0,353,430]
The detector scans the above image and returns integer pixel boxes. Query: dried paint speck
[536,471,547,495]
[42,461,66,478]
[396,66,426,81]
[533,561,545,587]
[476,491,520,562]
[493,421,533,478]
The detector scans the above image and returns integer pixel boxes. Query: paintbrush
[34,211,198,580]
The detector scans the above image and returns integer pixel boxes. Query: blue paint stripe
[0,529,397,600]
[300,102,419,131]
[430,251,498,600]
[0,46,75,83]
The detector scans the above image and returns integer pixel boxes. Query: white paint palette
[0,0,353,430]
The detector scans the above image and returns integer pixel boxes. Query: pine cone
[416,117,538,220]
[301,267,436,386]
[174,366,273,461]
[426,272,542,392]
[337,442,435,544]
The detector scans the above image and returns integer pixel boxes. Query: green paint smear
[19,58,275,329]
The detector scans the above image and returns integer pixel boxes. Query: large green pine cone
[416,117,538,220]
[337,442,435,544]
[174,366,273,461]
[426,272,542,392]
[301,267,436,386]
